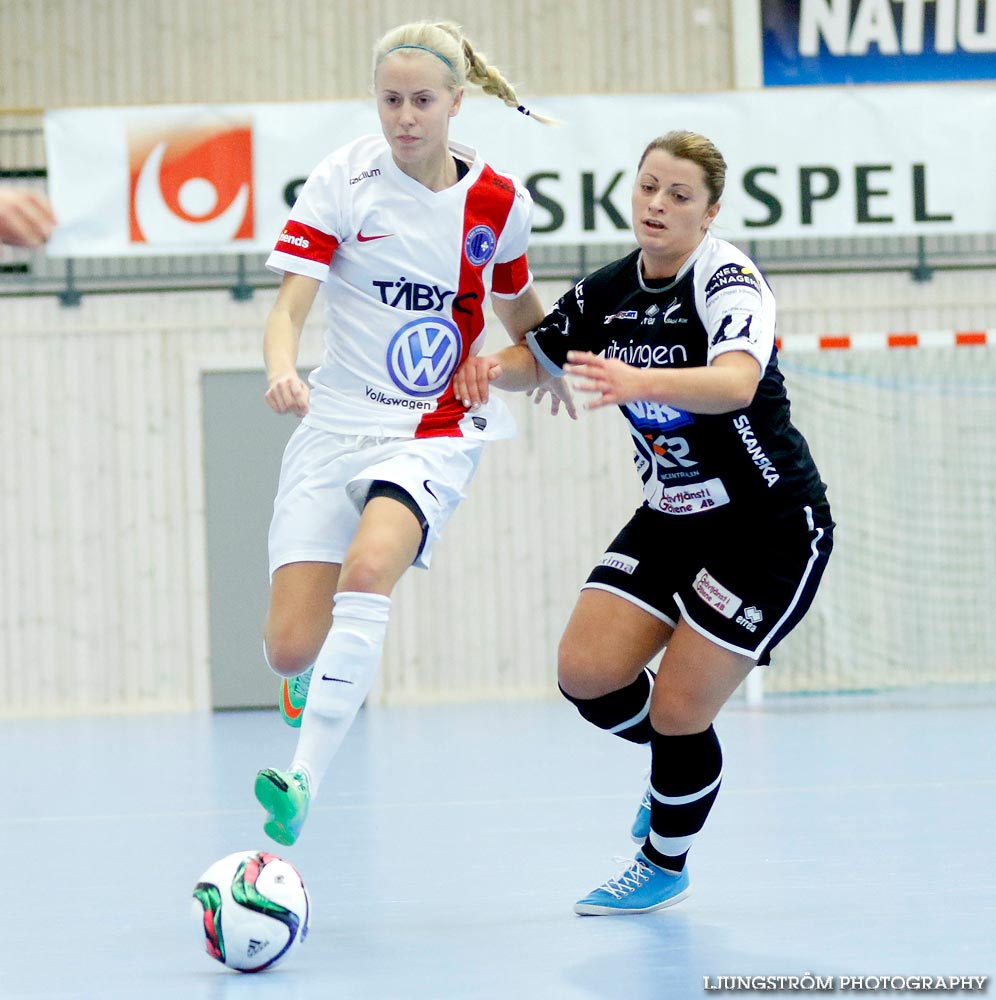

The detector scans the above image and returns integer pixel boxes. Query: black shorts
[584,501,834,665]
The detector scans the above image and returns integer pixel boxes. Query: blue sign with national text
[761,0,996,86]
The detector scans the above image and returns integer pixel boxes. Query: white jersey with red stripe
[266,134,534,440]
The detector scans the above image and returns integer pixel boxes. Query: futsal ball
[191,850,310,972]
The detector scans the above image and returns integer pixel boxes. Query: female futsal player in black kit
[453,129,833,914]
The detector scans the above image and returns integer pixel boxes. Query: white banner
[43,85,996,257]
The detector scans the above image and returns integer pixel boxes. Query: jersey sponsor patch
[598,551,639,574]
[603,310,639,324]
[274,220,339,264]
[387,317,462,397]
[705,263,760,299]
[711,310,756,347]
[732,414,780,486]
[626,399,693,432]
[655,478,730,515]
[534,307,571,339]
[465,225,497,266]
[693,568,742,618]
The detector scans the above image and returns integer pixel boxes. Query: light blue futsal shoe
[574,852,690,915]
[630,784,652,843]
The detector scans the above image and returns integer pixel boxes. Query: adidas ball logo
[246,938,269,958]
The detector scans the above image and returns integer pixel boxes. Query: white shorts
[268,424,485,575]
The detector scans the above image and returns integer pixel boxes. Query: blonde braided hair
[374,21,557,125]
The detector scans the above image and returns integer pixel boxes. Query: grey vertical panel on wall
[201,370,294,709]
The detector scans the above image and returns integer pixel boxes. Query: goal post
[749,331,996,698]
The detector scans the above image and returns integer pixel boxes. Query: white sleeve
[700,261,774,370]
[494,177,534,265]
[265,154,347,282]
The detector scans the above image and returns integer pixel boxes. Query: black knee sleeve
[559,668,655,745]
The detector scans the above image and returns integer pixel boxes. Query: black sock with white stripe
[558,668,656,745]
[642,725,723,872]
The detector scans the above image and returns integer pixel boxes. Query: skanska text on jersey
[373,279,479,315]
[733,414,780,486]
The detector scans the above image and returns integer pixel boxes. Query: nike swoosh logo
[422,479,439,503]
[281,682,304,720]
[321,674,355,684]
[357,231,393,242]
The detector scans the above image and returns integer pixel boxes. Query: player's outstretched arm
[492,288,577,419]
[564,349,760,412]
[452,343,543,409]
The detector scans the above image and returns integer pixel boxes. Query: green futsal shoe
[255,767,311,846]
[279,667,313,727]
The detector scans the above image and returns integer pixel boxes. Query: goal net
[760,334,996,694]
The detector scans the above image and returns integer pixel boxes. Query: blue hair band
[386,44,455,72]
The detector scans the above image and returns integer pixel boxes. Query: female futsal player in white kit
[253,20,569,846]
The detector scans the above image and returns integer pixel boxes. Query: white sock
[290,591,391,796]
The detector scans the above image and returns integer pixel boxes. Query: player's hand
[265,371,310,416]
[563,350,647,409]
[452,355,502,409]
[526,375,578,419]
[0,188,56,248]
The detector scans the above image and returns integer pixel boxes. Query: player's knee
[650,692,714,736]
[338,549,394,595]
[557,638,616,700]
[263,632,319,678]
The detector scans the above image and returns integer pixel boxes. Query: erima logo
[598,552,638,575]
[736,606,763,632]
[279,231,309,248]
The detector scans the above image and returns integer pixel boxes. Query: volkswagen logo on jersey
[465,225,497,266]
[387,318,462,397]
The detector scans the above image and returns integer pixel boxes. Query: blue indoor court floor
[4,689,995,999]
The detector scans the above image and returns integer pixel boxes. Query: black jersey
[528,233,827,518]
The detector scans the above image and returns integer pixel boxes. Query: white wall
[3,0,994,713]
[3,269,995,715]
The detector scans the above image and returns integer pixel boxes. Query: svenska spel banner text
[43,85,996,257]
